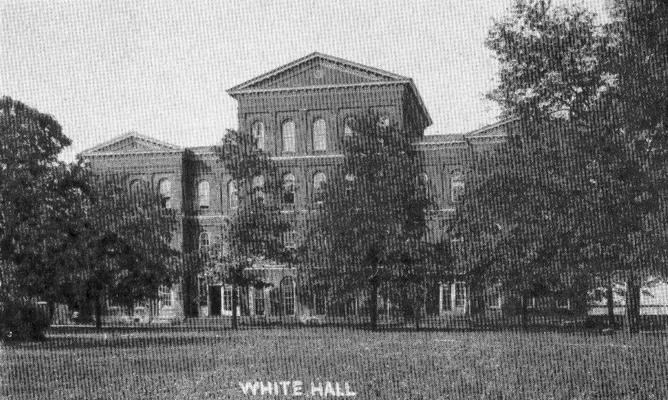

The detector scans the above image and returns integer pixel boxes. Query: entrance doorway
[209,285,221,316]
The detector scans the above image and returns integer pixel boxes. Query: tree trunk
[606,280,615,328]
[94,298,102,330]
[232,284,238,330]
[626,276,641,334]
[369,279,378,330]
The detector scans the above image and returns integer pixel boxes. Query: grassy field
[1,327,667,399]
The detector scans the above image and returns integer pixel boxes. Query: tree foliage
[212,130,292,328]
[461,0,668,331]
[302,114,447,330]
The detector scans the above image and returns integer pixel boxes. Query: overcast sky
[1,0,608,161]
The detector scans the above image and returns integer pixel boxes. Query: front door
[220,285,241,316]
[209,285,221,316]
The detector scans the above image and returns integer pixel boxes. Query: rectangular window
[486,286,502,309]
[556,298,571,310]
[454,282,466,308]
[442,283,451,311]
[254,288,265,316]
[158,286,172,308]
[222,286,233,312]
[197,277,208,307]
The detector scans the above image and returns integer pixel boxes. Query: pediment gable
[228,52,409,93]
[81,132,182,156]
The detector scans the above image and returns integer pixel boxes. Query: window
[454,282,467,308]
[486,285,502,309]
[345,174,355,197]
[378,114,390,128]
[313,172,327,204]
[283,230,298,249]
[344,117,355,137]
[199,232,210,251]
[254,288,265,316]
[197,276,208,307]
[450,171,465,203]
[313,118,327,151]
[252,175,265,203]
[227,180,238,210]
[282,173,296,205]
[158,285,172,308]
[222,286,233,312]
[442,283,452,311]
[281,277,295,316]
[158,179,171,209]
[251,121,265,150]
[129,180,146,197]
[198,181,210,208]
[527,297,537,309]
[418,173,429,198]
[282,120,296,153]
[556,298,571,309]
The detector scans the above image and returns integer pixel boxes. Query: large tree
[461,0,668,331]
[211,130,292,329]
[54,167,181,328]
[301,114,442,330]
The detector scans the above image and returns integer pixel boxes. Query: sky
[1,0,608,161]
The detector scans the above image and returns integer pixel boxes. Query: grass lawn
[1,327,667,399]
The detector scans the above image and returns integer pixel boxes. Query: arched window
[251,121,265,150]
[198,181,210,208]
[199,232,210,251]
[313,172,327,203]
[344,174,355,197]
[129,180,145,196]
[313,118,327,151]
[450,171,465,203]
[281,120,296,153]
[252,175,265,203]
[158,179,171,209]
[418,173,429,198]
[282,173,296,205]
[378,114,390,128]
[227,180,238,210]
[281,276,295,316]
[344,117,355,137]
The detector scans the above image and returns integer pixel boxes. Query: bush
[0,300,51,341]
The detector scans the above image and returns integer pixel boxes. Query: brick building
[81,53,509,321]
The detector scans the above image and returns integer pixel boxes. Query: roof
[463,118,519,140]
[227,52,432,127]
[79,131,182,156]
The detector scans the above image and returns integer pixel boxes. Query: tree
[213,130,292,329]
[0,96,72,296]
[607,0,668,332]
[301,114,440,330]
[55,167,180,328]
[463,0,668,332]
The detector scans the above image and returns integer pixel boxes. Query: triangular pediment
[81,132,182,156]
[228,52,409,93]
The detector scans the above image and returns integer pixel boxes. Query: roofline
[226,51,432,127]
[463,118,519,138]
[78,131,182,157]
[226,51,410,93]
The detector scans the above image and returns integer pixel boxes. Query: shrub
[0,300,51,341]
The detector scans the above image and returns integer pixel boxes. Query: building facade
[81,53,509,321]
